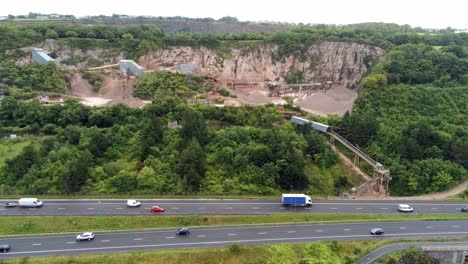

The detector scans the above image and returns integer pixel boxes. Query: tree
[180,108,207,146]
[176,137,205,191]
[45,29,59,39]
[65,31,79,38]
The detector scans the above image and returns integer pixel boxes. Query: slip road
[1,199,467,216]
[1,220,468,259]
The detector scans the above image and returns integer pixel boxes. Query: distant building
[119,60,144,76]
[32,48,57,65]
[179,64,196,74]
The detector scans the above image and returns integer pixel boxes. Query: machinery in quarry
[290,116,391,197]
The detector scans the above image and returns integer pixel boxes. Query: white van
[18,198,43,208]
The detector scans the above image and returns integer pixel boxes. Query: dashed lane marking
[344,229,352,231]
[166,237,174,239]
[228,234,237,236]
[197,235,206,238]
[133,238,143,241]
[101,240,110,243]
[115,208,123,210]
[451,226,460,228]
[66,242,76,244]
[87,208,95,210]
[57,208,66,210]
[32,243,41,246]
[426,226,433,228]
[400,227,406,229]
[315,230,323,232]
[287,231,296,233]
[258,232,267,235]
[330,208,337,210]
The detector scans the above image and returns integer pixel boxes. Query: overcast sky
[2,0,467,29]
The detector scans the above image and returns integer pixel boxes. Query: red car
[150,206,165,213]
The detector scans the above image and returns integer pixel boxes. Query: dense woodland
[0,22,466,195]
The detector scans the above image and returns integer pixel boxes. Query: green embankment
[2,214,468,236]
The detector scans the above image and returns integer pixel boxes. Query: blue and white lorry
[281,194,312,207]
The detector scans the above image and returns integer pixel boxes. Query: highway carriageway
[1,220,468,259]
[0,199,467,216]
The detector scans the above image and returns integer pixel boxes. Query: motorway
[1,199,467,216]
[1,220,468,259]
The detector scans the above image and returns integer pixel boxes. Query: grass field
[0,137,42,166]
[2,213,468,236]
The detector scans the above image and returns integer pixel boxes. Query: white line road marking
[431,208,438,210]
[115,208,123,210]
[400,227,406,229]
[330,208,337,210]
[258,232,267,235]
[144,207,150,210]
[166,237,174,239]
[252,207,260,209]
[381,208,388,210]
[451,226,460,228]
[32,243,41,246]
[228,234,237,236]
[57,208,66,210]
[10,232,468,256]
[315,230,323,232]
[87,208,95,210]
[287,231,296,233]
[355,208,363,210]
[344,229,352,231]
[0,209,5,211]
[66,242,76,244]
[101,240,110,243]
[197,235,206,238]
[426,226,432,228]
[224,207,233,209]
[133,238,143,241]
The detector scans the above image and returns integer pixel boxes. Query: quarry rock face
[138,42,385,88]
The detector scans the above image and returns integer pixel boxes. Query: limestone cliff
[139,42,384,88]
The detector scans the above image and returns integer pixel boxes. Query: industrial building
[119,60,144,76]
[31,48,57,65]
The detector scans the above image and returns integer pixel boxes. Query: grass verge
[2,213,468,236]
[4,237,468,264]
[2,240,379,264]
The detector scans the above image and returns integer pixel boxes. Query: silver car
[76,232,95,241]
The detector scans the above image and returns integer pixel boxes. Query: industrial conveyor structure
[290,116,391,196]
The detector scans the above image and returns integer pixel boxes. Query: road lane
[0,199,466,216]
[1,220,468,259]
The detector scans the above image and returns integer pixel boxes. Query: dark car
[4,202,17,208]
[0,244,10,252]
[370,228,384,235]
[176,227,190,236]
[461,207,468,212]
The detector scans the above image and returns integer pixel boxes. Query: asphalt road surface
[1,220,468,259]
[1,199,467,216]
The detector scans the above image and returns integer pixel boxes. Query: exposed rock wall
[139,42,384,88]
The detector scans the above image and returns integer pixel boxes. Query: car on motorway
[176,227,190,236]
[150,205,165,213]
[370,228,384,235]
[0,244,10,252]
[76,232,95,241]
[127,200,141,207]
[461,206,468,212]
[4,202,17,208]
[398,204,414,212]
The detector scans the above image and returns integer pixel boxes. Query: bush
[218,88,230,97]
[229,242,241,255]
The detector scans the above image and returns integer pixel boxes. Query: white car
[398,204,414,212]
[126,200,141,207]
[76,232,95,241]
